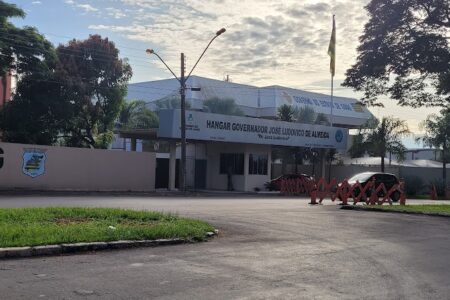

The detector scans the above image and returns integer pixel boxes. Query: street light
[146,28,226,192]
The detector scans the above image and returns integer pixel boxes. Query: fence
[280,177,406,206]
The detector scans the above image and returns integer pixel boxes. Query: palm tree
[349,117,410,172]
[118,100,159,130]
[295,106,316,124]
[314,113,330,126]
[277,104,295,122]
[418,109,450,184]
[203,97,244,116]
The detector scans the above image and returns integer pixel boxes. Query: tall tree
[419,109,450,183]
[56,35,132,148]
[349,117,410,172]
[343,0,450,107]
[0,1,56,75]
[0,1,60,144]
[0,74,69,145]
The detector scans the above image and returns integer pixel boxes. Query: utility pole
[146,28,226,193]
[180,53,186,192]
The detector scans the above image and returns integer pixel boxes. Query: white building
[121,76,374,192]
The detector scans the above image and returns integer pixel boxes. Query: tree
[277,104,295,122]
[343,0,450,107]
[56,35,132,148]
[1,34,133,148]
[0,1,56,75]
[349,117,410,172]
[295,106,316,124]
[418,109,450,183]
[203,97,244,116]
[118,100,159,129]
[0,74,69,145]
[153,94,191,110]
[314,113,330,126]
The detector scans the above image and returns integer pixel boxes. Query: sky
[10,0,441,144]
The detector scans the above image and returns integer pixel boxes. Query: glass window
[249,154,268,175]
[220,153,244,175]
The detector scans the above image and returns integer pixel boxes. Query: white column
[169,141,176,191]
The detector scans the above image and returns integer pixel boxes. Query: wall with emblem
[0,142,155,191]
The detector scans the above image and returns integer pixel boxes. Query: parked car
[340,172,401,201]
[265,174,314,191]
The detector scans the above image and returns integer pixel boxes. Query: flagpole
[331,72,334,127]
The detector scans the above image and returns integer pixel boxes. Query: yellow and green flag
[328,15,336,77]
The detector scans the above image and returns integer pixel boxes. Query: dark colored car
[265,174,314,191]
[342,172,401,201]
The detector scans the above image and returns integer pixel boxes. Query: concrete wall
[0,142,156,191]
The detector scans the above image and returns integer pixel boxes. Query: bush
[404,176,424,196]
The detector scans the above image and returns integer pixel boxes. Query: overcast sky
[11,0,440,141]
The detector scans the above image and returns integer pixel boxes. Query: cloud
[65,1,98,13]
[31,1,42,4]
[86,0,372,89]
[106,7,126,19]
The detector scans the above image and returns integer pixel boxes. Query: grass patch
[0,207,214,247]
[368,204,450,215]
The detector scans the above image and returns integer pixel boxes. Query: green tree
[343,0,450,107]
[418,109,450,183]
[277,104,295,122]
[0,1,56,75]
[295,106,316,124]
[203,97,244,116]
[349,117,410,172]
[0,75,68,145]
[153,94,192,110]
[118,100,159,129]
[57,35,132,148]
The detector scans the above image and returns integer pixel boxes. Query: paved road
[1,195,450,299]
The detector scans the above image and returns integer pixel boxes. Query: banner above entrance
[158,110,349,149]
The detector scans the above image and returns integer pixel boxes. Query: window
[249,154,268,175]
[0,148,3,169]
[220,153,244,175]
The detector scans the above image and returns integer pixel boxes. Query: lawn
[0,207,214,248]
[368,204,450,215]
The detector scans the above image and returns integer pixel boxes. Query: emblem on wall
[22,149,47,178]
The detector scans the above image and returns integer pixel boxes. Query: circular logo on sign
[335,130,343,143]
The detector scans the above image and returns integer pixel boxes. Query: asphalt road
[1,195,450,299]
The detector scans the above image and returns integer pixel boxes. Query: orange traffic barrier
[307,177,406,206]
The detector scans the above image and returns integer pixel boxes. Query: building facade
[122,76,374,192]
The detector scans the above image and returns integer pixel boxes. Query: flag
[327,15,336,77]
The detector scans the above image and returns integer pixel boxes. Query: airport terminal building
[120,76,373,192]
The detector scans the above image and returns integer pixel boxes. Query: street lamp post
[146,28,226,192]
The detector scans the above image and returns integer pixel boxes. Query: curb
[0,231,219,259]
[340,205,450,218]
